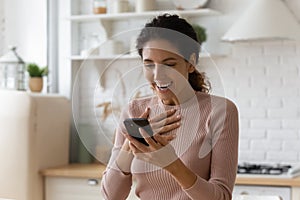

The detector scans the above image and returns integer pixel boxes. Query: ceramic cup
[111,0,129,13]
[135,0,156,12]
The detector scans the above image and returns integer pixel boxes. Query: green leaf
[192,24,207,45]
[26,63,48,77]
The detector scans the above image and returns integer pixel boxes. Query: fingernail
[176,115,181,118]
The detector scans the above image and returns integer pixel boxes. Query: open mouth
[155,81,172,91]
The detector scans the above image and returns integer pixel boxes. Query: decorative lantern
[0,46,26,90]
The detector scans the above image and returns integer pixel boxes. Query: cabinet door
[45,177,103,200]
[292,187,300,200]
[233,185,291,200]
[45,177,139,200]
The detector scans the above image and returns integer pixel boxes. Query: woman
[101,14,239,200]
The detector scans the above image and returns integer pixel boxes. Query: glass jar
[93,0,107,14]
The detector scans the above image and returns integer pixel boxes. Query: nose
[153,64,167,80]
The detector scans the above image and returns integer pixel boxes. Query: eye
[143,63,155,68]
[164,63,176,67]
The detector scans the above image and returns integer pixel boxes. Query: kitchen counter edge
[40,164,300,187]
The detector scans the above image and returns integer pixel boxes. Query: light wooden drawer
[45,177,102,200]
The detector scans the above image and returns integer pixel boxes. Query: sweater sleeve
[100,146,133,200]
[183,99,239,200]
[100,104,134,200]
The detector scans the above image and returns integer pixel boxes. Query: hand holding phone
[124,118,178,168]
[123,118,155,146]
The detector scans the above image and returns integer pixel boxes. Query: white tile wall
[211,41,300,164]
[205,0,300,164]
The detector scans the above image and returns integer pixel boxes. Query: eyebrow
[143,58,177,62]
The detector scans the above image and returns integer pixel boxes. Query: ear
[188,53,196,73]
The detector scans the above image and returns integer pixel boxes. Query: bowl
[173,0,209,10]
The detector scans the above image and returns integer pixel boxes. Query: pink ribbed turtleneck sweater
[101,92,239,200]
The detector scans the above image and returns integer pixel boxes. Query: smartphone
[123,118,154,146]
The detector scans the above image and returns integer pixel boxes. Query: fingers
[150,109,181,135]
[153,121,180,135]
[126,134,148,152]
[161,133,176,142]
[139,128,158,147]
[153,134,169,146]
[125,128,175,154]
[126,107,180,155]
[152,113,180,129]
[139,107,150,118]
[136,108,181,135]
[150,109,177,123]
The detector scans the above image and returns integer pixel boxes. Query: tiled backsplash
[208,42,300,164]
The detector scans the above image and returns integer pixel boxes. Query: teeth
[155,82,171,89]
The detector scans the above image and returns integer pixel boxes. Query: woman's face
[142,39,195,105]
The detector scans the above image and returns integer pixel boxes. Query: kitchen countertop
[40,164,300,187]
[40,163,106,179]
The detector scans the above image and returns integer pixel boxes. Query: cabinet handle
[240,191,249,195]
[87,179,99,186]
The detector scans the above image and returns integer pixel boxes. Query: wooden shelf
[70,54,139,60]
[40,163,106,179]
[69,9,220,22]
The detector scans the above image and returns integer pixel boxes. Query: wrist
[164,158,182,174]
[121,140,131,152]
[164,159,197,189]
[116,149,134,174]
[115,140,134,174]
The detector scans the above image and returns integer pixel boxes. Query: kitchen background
[0,0,4,56]
[1,0,300,165]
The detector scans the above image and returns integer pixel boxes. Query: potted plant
[26,63,48,92]
[192,24,207,46]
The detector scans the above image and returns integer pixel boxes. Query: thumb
[139,107,150,118]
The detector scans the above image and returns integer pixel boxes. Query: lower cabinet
[233,185,291,200]
[45,177,138,200]
[45,177,103,200]
[292,187,300,200]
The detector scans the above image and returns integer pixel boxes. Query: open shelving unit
[67,8,222,62]
[68,8,220,22]
[69,52,222,61]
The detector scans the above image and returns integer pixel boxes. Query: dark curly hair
[136,14,210,93]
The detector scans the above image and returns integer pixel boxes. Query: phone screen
[123,118,154,146]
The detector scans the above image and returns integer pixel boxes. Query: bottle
[93,0,107,14]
